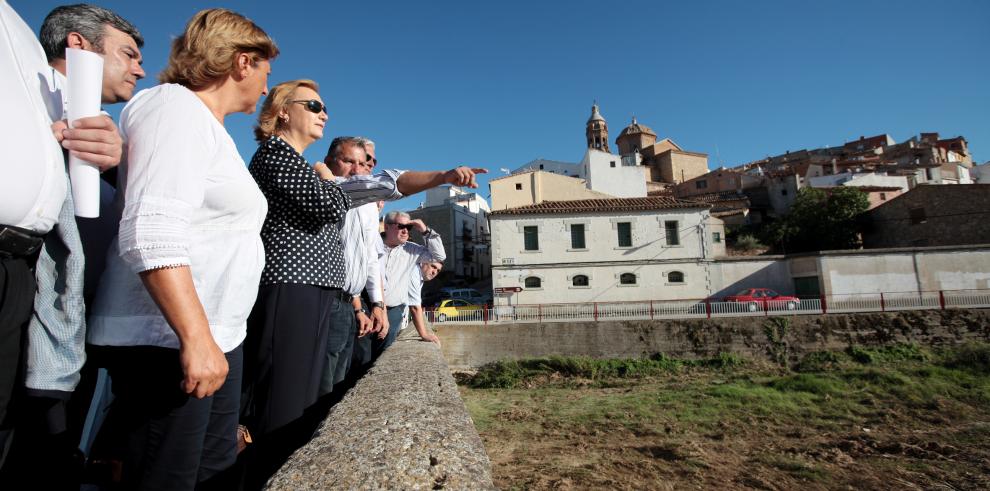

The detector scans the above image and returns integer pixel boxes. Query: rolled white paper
[66,47,104,218]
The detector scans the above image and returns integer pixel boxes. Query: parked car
[723,288,799,311]
[438,287,492,306]
[433,299,484,322]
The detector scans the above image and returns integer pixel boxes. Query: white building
[511,158,582,178]
[972,162,990,184]
[489,196,726,304]
[806,171,910,192]
[409,186,491,281]
[579,148,648,198]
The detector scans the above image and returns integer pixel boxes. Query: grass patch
[846,343,929,364]
[464,343,990,490]
[770,373,842,396]
[755,455,828,482]
[940,342,990,374]
[466,353,746,389]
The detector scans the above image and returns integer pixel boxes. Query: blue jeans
[372,305,405,358]
[319,295,357,396]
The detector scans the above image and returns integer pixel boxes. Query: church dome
[618,117,656,138]
[587,103,605,123]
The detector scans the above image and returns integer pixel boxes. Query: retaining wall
[437,308,990,369]
[267,329,495,490]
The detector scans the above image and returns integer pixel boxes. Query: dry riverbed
[459,343,990,490]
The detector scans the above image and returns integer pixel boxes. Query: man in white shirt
[0,2,138,482]
[405,259,444,346]
[380,211,445,353]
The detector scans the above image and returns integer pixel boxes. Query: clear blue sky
[16,0,990,212]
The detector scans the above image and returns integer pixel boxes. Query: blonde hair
[159,8,279,90]
[254,79,320,143]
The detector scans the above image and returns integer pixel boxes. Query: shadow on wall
[711,260,796,300]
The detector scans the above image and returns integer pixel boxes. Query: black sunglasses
[292,99,327,114]
[386,223,414,231]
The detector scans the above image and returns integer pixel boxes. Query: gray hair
[383,211,409,225]
[40,4,144,62]
[355,136,376,148]
[325,136,366,162]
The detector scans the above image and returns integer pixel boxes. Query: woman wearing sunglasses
[239,79,350,483]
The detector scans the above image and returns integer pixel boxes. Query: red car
[723,288,799,311]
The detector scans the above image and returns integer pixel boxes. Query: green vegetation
[734,234,764,251]
[763,186,870,253]
[466,352,746,389]
[462,343,990,489]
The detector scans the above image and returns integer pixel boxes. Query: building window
[539,164,544,170]
[696,180,708,189]
[524,276,541,288]
[664,221,680,246]
[880,193,887,200]
[619,273,637,285]
[570,223,586,249]
[572,275,589,287]
[668,271,685,283]
[523,226,539,250]
[781,189,788,196]
[909,207,927,224]
[610,161,616,168]
[617,222,632,247]
[713,232,722,243]
[515,183,523,190]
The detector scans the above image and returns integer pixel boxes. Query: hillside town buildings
[473,103,985,305]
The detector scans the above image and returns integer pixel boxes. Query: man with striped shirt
[318,136,484,392]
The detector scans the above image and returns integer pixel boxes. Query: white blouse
[88,84,268,353]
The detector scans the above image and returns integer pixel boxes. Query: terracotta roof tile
[489,197,710,216]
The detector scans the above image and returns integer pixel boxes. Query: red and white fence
[425,289,990,325]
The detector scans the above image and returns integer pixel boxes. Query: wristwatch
[370,301,385,310]
[354,308,365,315]
[423,228,434,236]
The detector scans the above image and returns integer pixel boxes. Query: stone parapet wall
[267,329,495,490]
[437,309,990,369]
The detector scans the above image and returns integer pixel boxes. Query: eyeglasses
[386,223,414,231]
[292,99,327,114]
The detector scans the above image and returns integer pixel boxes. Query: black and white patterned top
[249,136,351,287]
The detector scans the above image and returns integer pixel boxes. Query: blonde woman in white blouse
[87,9,277,489]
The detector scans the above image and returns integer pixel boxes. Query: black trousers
[0,254,37,465]
[94,344,243,491]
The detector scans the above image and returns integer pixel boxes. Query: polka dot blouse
[249,136,351,287]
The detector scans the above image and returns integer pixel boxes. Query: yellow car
[433,299,483,322]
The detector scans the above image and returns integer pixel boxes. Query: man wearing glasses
[317,137,474,390]
[379,211,445,353]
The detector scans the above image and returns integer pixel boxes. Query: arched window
[668,271,685,283]
[572,275,589,287]
[524,276,542,288]
[619,273,637,285]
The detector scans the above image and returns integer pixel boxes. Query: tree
[771,187,869,252]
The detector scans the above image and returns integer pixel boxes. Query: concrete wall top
[267,329,495,490]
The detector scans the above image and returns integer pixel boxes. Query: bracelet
[354,309,365,315]
[371,302,385,310]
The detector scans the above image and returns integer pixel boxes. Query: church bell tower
[586,102,610,153]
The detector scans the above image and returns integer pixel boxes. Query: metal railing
[424,289,990,325]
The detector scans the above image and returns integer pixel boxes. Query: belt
[0,225,45,259]
[326,288,353,303]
